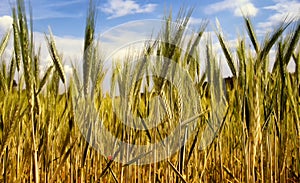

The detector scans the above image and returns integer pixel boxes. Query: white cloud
[204,0,258,17]
[0,16,13,33]
[234,3,258,17]
[100,0,157,19]
[257,0,300,34]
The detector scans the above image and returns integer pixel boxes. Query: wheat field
[0,0,299,182]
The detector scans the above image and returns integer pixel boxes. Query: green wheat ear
[83,0,96,97]
[0,29,11,58]
[45,28,66,84]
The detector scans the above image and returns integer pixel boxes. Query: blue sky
[0,0,299,38]
[0,0,299,80]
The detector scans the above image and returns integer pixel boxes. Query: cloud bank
[100,0,157,19]
[257,0,300,34]
[204,0,258,17]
